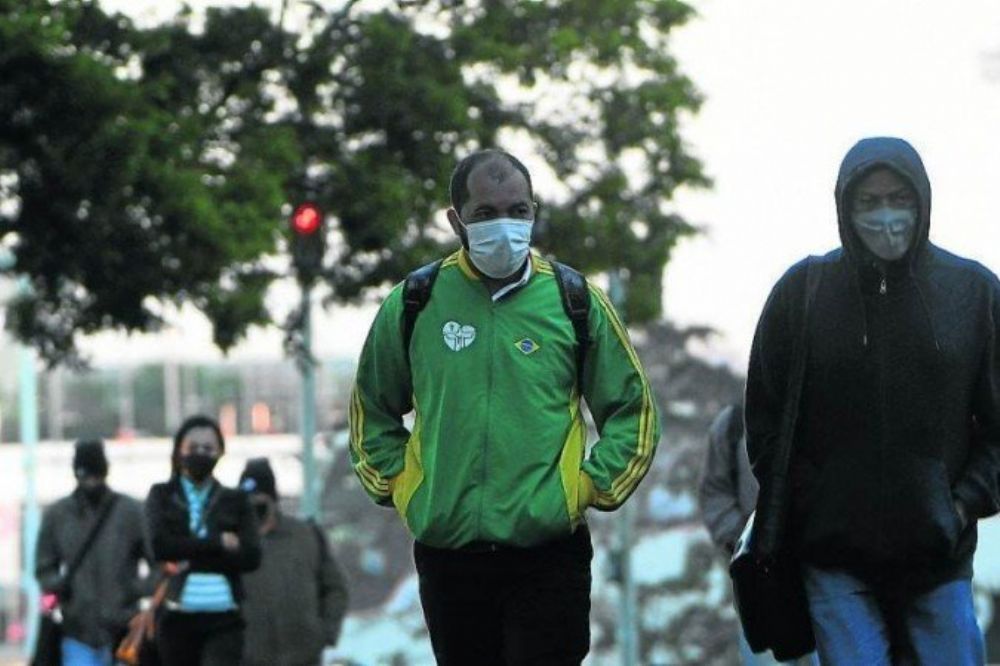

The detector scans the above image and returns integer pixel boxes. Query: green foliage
[1,1,295,364]
[1,0,707,364]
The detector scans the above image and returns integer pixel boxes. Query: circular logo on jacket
[442,321,477,351]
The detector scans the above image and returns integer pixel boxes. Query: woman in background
[145,415,261,666]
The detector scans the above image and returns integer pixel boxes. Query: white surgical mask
[463,217,533,278]
[852,206,917,262]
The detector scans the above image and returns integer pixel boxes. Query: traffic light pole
[299,282,319,520]
[289,201,324,520]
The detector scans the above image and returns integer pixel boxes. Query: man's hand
[577,471,597,515]
[954,498,970,531]
[49,575,71,600]
[221,532,241,552]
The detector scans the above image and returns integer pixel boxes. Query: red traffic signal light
[289,202,325,284]
[291,203,322,235]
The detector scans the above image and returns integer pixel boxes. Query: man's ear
[448,208,469,250]
[447,208,462,235]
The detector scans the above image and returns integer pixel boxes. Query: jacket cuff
[716,512,750,552]
[578,471,597,512]
[952,480,985,521]
[373,477,396,507]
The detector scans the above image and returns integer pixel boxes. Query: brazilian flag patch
[515,338,540,355]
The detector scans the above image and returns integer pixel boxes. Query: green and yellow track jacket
[349,250,660,548]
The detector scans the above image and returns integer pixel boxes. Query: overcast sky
[77,0,1000,370]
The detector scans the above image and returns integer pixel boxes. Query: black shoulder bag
[730,257,822,662]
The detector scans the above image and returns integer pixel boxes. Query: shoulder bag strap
[755,256,823,558]
[64,493,119,583]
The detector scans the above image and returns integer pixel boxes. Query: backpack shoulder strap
[550,261,591,389]
[402,259,443,355]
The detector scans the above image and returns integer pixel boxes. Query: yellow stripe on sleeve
[349,388,389,495]
[588,286,656,507]
[349,390,379,491]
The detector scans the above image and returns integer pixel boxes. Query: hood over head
[833,137,942,352]
[239,457,278,501]
[73,439,108,478]
[835,137,932,266]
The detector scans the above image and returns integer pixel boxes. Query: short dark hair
[449,149,534,213]
[171,415,225,476]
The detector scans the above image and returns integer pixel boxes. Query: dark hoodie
[746,137,1000,588]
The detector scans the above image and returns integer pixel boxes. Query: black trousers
[156,610,244,666]
[414,526,593,666]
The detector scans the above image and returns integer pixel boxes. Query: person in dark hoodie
[238,458,349,666]
[746,137,999,665]
[145,415,261,666]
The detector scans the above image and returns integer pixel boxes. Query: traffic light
[290,202,325,284]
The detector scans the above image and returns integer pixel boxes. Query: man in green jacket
[350,149,660,665]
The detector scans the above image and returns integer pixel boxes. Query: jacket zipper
[203,485,222,532]
[477,303,496,542]
[876,272,888,556]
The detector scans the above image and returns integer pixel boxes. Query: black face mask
[252,500,271,522]
[180,452,218,483]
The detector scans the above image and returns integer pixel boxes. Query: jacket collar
[456,249,536,301]
[71,487,114,515]
[168,475,220,509]
[263,513,293,539]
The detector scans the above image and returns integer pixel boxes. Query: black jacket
[746,137,1000,587]
[146,477,262,605]
[35,490,151,647]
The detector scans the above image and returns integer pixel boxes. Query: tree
[1,0,295,365]
[1,0,706,364]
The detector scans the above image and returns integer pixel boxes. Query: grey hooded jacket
[699,404,758,554]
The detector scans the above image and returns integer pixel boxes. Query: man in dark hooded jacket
[746,137,998,665]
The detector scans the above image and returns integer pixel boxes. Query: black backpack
[402,258,591,386]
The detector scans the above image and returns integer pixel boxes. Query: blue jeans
[61,637,112,666]
[803,566,985,665]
